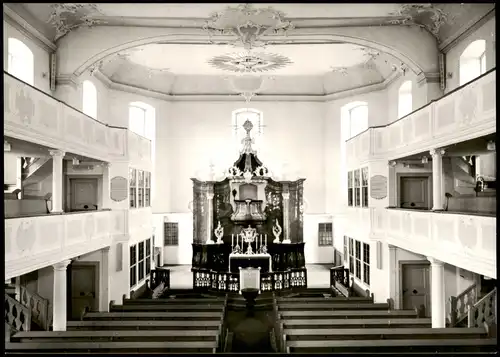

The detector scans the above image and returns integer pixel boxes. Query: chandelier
[203,4,295,51]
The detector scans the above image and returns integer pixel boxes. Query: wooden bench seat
[110,304,224,312]
[83,311,223,321]
[280,318,431,329]
[285,338,498,353]
[6,340,218,353]
[12,330,220,343]
[282,327,488,341]
[277,302,389,310]
[123,298,225,305]
[278,296,373,303]
[278,309,417,319]
[67,320,222,331]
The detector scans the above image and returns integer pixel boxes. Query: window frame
[129,245,137,288]
[363,242,370,286]
[82,80,98,119]
[129,104,148,138]
[398,81,413,119]
[7,38,34,86]
[479,51,486,75]
[318,223,333,246]
[345,236,371,287]
[361,167,369,208]
[354,169,361,207]
[164,222,179,246]
[348,104,368,139]
[343,236,348,263]
[129,168,137,208]
[347,171,353,207]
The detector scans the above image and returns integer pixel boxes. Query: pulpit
[190,119,307,293]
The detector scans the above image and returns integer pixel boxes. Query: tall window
[398,81,412,118]
[345,236,370,287]
[318,223,333,246]
[232,108,263,152]
[7,38,34,85]
[129,104,147,137]
[82,80,97,119]
[347,171,353,207]
[164,222,179,246]
[347,104,368,139]
[129,169,151,209]
[459,40,486,86]
[354,170,361,207]
[138,171,144,208]
[348,168,368,207]
[145,172,151,207]
[129,168,137,208]
[361,167,368,208]
[129,238,152,288]
[129,245,137,288]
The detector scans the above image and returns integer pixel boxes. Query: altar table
[229,253,272,273]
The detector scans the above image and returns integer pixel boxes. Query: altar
[190,119,308,293]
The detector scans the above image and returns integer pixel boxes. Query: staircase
[20,157,52,198]
[444,156,476,196]
[449,282,497,329]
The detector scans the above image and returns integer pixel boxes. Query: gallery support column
[282,185,291,243]
[52,260,71,331]
[427,257,445,328]
[206,185,215,244]
[100,247,110,312]
[49,150,65,213]
[430,149,445,211]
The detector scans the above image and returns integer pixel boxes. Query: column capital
[101,162,112,168]
[207,192,214,200]
[101,246,111,253]
[429,148,445,157]
[388,244,397,251]
[49,149,66,158]
[427,256,444,266]
[53,259,71,271]
[388,161,397,167]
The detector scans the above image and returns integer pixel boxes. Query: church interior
[3,2,497,353]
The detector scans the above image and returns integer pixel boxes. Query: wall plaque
[370,175,388,200]
[110,176,128,202]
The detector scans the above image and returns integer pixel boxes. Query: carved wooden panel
[288,180,304,243]
[213,179,232,241]
[264,179,283,239]
[192,180,208,244]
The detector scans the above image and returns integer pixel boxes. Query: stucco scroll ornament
[47,3,106,41]
[214,221,224,244]
[272,219,282,243]
[203,4,295,50]
[330,67,348,76]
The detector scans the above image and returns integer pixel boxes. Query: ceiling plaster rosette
[208,52,292,73]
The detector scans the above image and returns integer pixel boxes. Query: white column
[430,149,445,211]
[206,187,215,244]
[427,256,445,328]
[49,150,65,213]
[100,247,110,312]
[282,190,290,243]
[52,260,71,331]
[388,244,398,309]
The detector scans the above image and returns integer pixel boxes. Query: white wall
[154,213,193,265]
[3,20,52,94]
[445,16,496,93]
[4,153,18,186]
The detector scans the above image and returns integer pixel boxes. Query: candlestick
[232,234,234,248]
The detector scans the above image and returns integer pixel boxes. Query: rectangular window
[145,238,151,276]
[348,238,354,273]
[129,168,137,208]
[318,223,333,246]
[347,171,353,207]
[361,167,369,208]
[145,172,151,207]
[343,236,348,263]
[354,170,361,207]
[138,171,144,208]
[363,243,370,286]
[138,241,145,281]
[355,241,361,279]
[164,222,179,246]
[129,245,137,287]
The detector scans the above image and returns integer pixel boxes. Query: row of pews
[273,293,497,353]
[6,293,228,354]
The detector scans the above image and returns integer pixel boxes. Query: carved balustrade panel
[19,286,49,330]
[5,294,31,332]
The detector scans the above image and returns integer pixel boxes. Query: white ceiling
[126,43,370,76]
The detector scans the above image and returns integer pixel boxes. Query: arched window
[398,81,413,118]
[129,102,155,140]
[232,108,263,152]
[347,104,368,139]
[82,80,97,119]
[7,38,34,85]
[459,40,486,86]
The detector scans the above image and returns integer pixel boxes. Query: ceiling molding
[89,70,393,103]
[3,5,57,52]
[416,72,441,86]
[439,8,495,53]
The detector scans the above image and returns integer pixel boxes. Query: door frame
[397,173,433,209]
[67,176,100,212]
[399,260,431,317]
[67,262,100,319]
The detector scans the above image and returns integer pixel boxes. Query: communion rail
[192,268,308,293]
[468,287,497,328]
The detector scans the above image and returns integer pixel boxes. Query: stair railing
[19,286,50,330]
[449,283,477,326]
[467,287,497,328]
[5,294,31,332]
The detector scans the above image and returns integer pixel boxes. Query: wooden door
[71,179,98,211]
[400,177,429,209]
[402,263,430,317]
[70,265,97,320]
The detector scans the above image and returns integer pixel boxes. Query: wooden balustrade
[468,288,497,328]
[260,269,307,292]
[19,286,49,330]
[330,266,351,297]
[449,283,477,326]
[5,294,31,332]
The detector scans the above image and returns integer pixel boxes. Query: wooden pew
[82,311,223,321]
[110,303,224,312]
[278,309,418,319]
[67,320,222,331]
[12,330,220,343]
[277,296,373,303]
[5,340,219,353]
[280,318,432,329]
[277,302,389,311]
[284,338,498,353]
[122,297,225,305]
[282,327,489,341]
